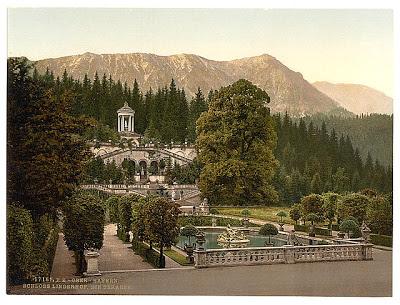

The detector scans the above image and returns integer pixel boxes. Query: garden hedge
[294,224,332,236]
[370,234,392,248]
[7,205,35,284]
[7,205,60,284]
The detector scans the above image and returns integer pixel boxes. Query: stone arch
[149,160,159,175]
[138,160,148,180]
[95,148,108,157]
[175,150,185,157]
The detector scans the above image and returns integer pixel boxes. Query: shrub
[241,209,251,217]
[259,223,278,242]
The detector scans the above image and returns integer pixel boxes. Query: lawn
[164,249,193,266]
[217,206,294,224]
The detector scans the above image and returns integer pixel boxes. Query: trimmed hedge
[7,205,35,284]
[294,224,332,236]
[132,240,165,268]
[294,224,307,232]
[370,234,392,248]
[7,205,60,285]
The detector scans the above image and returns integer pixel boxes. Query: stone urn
[242,217,250,228]
[195,231,206,250]
[278,222,284,231]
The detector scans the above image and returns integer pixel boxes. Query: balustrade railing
[194,243,373,268]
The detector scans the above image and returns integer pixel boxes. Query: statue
[217,225,250,248]
[199,198,209,215]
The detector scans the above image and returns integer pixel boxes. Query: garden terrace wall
[194,243,373,268]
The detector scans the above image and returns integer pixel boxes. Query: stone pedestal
[84,250,101,276]
[362,244,373,261]
[194,250,206,268]
[283,245,296,264]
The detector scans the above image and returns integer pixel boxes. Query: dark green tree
[197,79,278,206]
[143,196,181,267]
[63,192,105,274]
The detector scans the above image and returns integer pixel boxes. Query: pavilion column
[118,114,121,132]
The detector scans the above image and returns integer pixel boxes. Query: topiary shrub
[241,209,251,217]
[339,219,360,238]
[259,223,278,244]
[180,225,198,245]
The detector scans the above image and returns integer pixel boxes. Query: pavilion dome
[117,102,135,114]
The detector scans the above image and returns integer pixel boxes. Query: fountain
[217,225,250,248]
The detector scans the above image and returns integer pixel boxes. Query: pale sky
[7,8,393,96]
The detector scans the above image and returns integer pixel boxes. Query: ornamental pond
[177,230,288,250]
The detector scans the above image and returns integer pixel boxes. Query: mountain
[34,52,344,115]
[313,81,393,115]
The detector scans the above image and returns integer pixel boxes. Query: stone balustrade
[194,243,373,268]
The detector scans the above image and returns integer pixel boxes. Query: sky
[7,8,394,96]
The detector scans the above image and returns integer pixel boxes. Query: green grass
[164,249,193,266]
[217,206,293,224]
